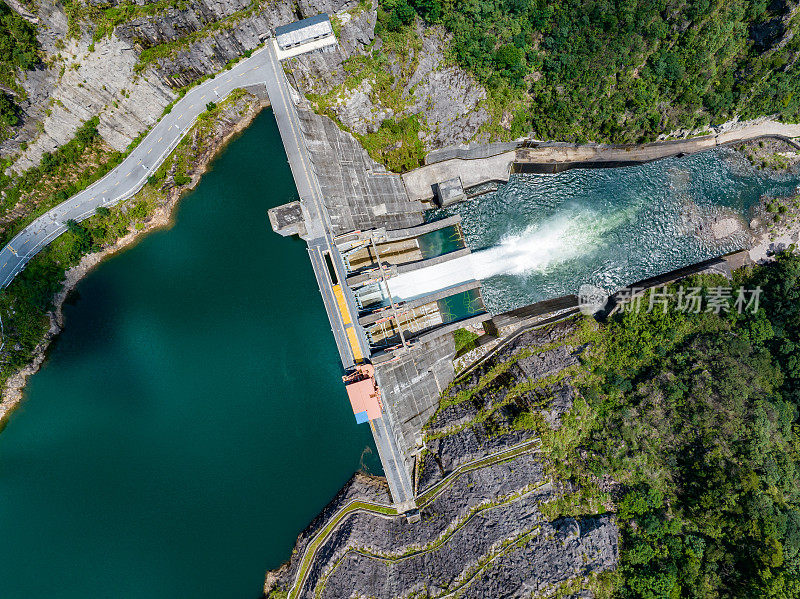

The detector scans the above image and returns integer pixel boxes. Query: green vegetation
[534,254,800,597]
[453,327,480,354]
[359,115,427,172]
[380,0,800,142]
[134,0,267,72]
[0,188,160,386]
[0,2,37,88]
[305,24,427,172]
[0,0,39,139]
[89,0,186,41]
[58,0,188,41]
[0,117,129,246]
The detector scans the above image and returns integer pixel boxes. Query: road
[0,45,276,290]
[260,45,415,506]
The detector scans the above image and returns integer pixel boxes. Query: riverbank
[732,136,800,263]
[403,118,800,201]
[0,91,269,428]
[749,194,800,263]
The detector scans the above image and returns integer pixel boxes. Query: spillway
[386,210,606,302]
[410,148,800,313]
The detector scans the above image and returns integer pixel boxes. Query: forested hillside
[0,0,38,140]
[380,0,800,142]
[541,254,800,597]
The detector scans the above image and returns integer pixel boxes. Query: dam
[265,17,492,510]
[2,13,799,599]
[265,15,800,511]
[0,11,794,514]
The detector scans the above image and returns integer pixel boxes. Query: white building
[274,14,334,51]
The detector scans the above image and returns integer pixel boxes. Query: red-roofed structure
[343,364,382,423]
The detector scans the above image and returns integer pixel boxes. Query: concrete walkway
[402,120,800,201]
[259,44,416,507]
[402,150,515,202]
[0,45,276,290]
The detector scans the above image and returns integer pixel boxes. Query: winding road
[0,45,275,290]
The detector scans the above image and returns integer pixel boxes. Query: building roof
[345,377,382,422]
[435,177,466,207]
[274,14,333,48]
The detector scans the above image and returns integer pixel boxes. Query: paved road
[0,45,276,290]
[261,45,415,506]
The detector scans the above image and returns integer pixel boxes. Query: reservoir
[0,110,379,599]
[1,108,800,599]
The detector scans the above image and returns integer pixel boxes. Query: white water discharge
[388,208,618,302]
[411,150,800,313]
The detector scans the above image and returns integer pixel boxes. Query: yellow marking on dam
[332,283,363,362]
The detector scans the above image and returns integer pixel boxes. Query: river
[440,148,800,312]
[0,110,379,599]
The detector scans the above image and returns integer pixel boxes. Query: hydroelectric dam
[266,15,800,511]
[5,12,797,516]
[266,16,500,511]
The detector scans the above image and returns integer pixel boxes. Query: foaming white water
[388,210,608,302]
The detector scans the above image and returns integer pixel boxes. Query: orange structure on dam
[343,364,382,424]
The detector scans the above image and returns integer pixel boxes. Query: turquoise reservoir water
[445,149,800,312]
[0,110,379,599]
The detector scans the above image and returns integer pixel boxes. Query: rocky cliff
[2,0,493,176]
[264,318,619,598]
[284,17,492,149]
[4,0,174,171]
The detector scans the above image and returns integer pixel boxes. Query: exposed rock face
[286,10,491,150]
[419,321,581,490]
[403,29,489,148]
[265,318,619,598]
[267,453,617,598]
[2,0,348,171]
[4,0,175,172]
[4,0,488,178]
[733,137,800,172]
[114,0,298,87]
